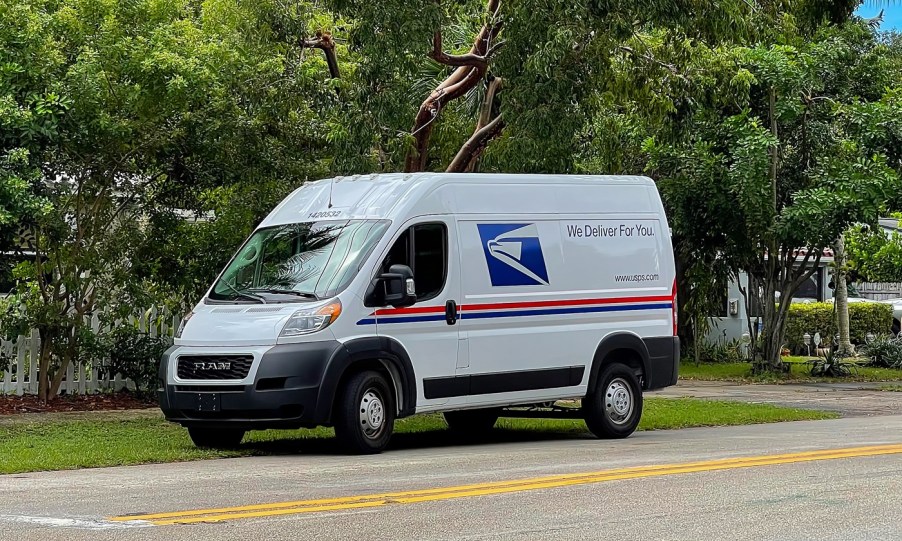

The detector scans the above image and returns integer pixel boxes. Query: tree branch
[447,114,504,173]
[405,0,502,172]
[430,31,488,69]
[618,46,680,76]
[302,31,340,79]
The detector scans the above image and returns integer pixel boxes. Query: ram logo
[194,362,231,371]
[477,223,550,287]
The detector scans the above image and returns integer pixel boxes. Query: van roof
[259,173,658,228]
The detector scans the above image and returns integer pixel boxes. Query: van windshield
[209,220,389,303]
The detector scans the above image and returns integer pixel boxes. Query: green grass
[679,359,902,383]
[0,398,836,474]
[880,384,902,392]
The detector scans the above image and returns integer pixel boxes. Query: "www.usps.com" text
[614,274,660,283]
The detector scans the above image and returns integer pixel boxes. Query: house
[705,248,837,346]
[706,217,902,345]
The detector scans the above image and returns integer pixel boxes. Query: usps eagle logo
[477,224,549,287]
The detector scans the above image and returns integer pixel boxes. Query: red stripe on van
[373,294,673,317]
[463,295,673,312]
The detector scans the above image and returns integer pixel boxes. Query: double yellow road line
[110,443,902,526]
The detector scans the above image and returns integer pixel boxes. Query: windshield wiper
[250,288,319,300]
[220,280,267,304]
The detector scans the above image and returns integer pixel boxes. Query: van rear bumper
[158,341,342,430]
[644,336,680,390]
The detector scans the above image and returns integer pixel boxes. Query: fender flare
[313,336,417,423]
[587,333,651,392]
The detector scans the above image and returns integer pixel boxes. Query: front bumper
[158,341,342,430]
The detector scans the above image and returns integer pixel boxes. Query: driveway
[652,380,902,416]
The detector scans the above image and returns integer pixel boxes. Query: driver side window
[381,223,447,302]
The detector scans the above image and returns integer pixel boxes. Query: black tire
[443,408,501,436]
[187,427,245,449]
[334,370,396,455]
[583,362,643,439]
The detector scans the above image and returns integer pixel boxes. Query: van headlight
[280,300,342,337]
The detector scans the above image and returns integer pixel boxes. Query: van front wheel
[583,363,642,439]
[334,370,396,454]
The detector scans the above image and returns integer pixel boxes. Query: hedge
[784,302,893,353]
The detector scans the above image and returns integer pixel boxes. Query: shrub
[85,325,170,396]
[808,349,858,377]
[861,334,902,368]
[784,302,893,354]
[689,337,745,364]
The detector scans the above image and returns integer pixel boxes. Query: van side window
[381,223,447,301]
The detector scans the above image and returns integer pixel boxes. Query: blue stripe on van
[355,302,672,326]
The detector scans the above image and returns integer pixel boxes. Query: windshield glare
[209,220,389,303]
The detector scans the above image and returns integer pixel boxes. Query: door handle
[445,300,458,325]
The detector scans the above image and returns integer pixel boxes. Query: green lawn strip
[679,359,902,383]
[879,384,902,392]
[0,398,835,474]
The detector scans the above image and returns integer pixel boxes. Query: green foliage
[692,337,745,364]
[861,334,902,368]
[845,220,902,282]
[84,325,170,396]
[807,349,857,377]
[0,0,339,397]
[783,302,893,353]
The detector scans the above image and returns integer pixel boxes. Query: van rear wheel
[334,370,396,455]
[583,363,642,439]
[443,408,500,435]
[188,427,245,449]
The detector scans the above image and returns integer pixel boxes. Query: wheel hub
[604,378,634,425]
[360,390,385,437]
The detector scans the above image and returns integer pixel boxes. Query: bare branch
[430,31,488,69]
[476,76,503,131]
[447,114,504,173]
[405,0,502,172]
[302,31,340,79]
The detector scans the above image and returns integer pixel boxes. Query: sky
[855,3,902,31]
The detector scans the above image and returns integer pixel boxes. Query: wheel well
[592,348,645,390]
[332,360,402,418]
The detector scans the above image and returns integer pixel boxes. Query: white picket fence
[0,306,183,396]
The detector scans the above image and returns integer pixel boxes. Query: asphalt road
[2,415,901,541]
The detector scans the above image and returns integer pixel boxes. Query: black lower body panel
[643,336,680,390]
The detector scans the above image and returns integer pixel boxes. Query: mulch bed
[0,392,157,415]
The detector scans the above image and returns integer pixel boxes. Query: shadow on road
[239,428,595,456]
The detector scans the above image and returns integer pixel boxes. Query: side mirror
[365,264,417,308]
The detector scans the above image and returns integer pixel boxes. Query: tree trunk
[37,328,52,403]
[759,279,786,369]
[834,234,854,356]
[48,328,77,398]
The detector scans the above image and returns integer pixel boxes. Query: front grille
[177,355,254,380]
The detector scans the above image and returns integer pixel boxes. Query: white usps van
[159,173,679,453]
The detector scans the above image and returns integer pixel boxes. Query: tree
[648,22,902,369]
[0,0,341,400]
[846,217,902,282]
[324,0,757,175]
